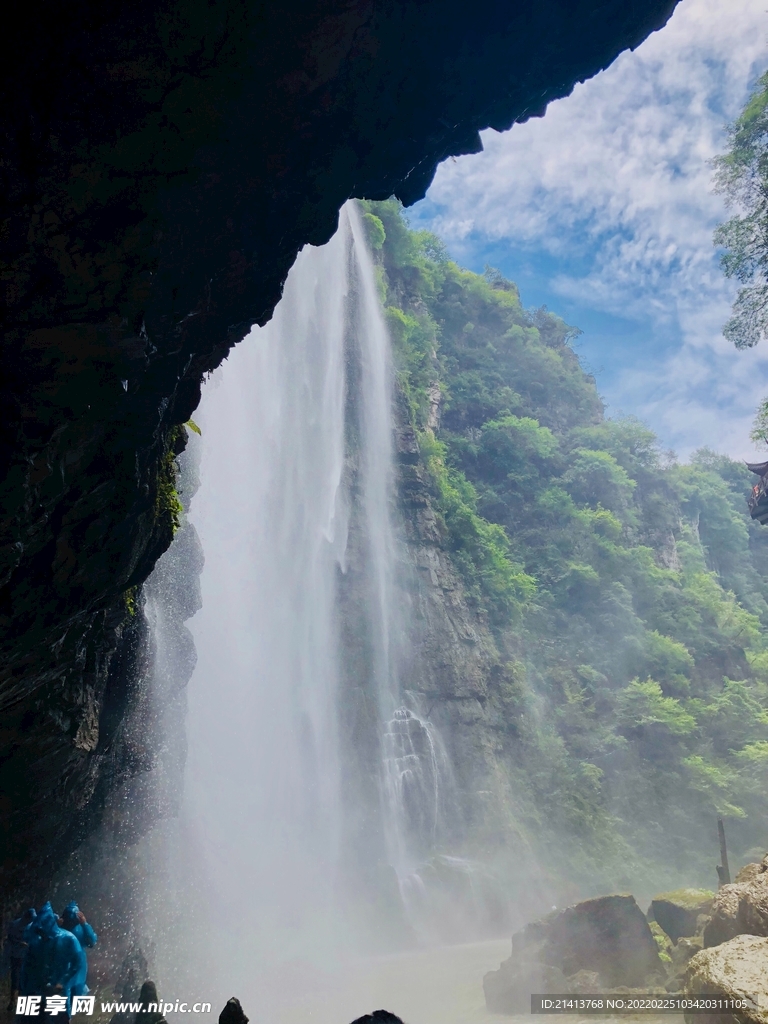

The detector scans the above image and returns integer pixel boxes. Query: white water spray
[178,202,441,982]
[142,202,473,1018]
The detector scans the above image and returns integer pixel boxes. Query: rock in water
[349,1013,404,1024]
[651,890,715,943]
[684,934,768,1024]
[704,875,768,948]
[484,962,569,1014]
[511,894,664,987]
[219,999,249,1024]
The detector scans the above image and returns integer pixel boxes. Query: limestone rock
[664,936,704,994]
[741,877,768,935]
[704,875,768,948]
[511,894,664,987]
[735,864,763,884]
[484,961,568,1014]
[704,885,743,947]
[684,934,768,1024]
[651,890,715,943]
[567,970,602,993]
[671,936,703,972]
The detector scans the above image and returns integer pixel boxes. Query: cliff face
[393,400,547,917]
[0,0,679,897]
[395,405,501,823]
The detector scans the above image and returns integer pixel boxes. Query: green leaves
[562,447,636,515]
[362,195,768,873]
[616,679,696,737]
[713,70,768,349]
[362,212,386,250]
[419,428,536,622]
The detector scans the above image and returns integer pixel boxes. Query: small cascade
[382,707,449,863]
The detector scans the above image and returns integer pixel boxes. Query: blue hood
[61,902,79,926]
[36,904,59,937]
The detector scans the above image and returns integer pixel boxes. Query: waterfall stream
[172,201,450,1001]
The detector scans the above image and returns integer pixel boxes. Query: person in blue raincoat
[21,903,85,1019]
[59,902,97,996]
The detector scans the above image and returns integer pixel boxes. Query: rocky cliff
[0,0,679,899]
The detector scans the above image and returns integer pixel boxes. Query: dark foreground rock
[684,934,768,1024]
[512,894,664,987]
[652,890,715,943]
[484,894,664,1013]
[219,999,249,1024]
[704,875,768,948]
[349,1013,404,1024]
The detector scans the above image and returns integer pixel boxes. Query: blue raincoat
[59,903,96,996]
[20,904,85,1012]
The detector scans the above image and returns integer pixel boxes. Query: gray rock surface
[704,875,768,948]
[684,934,768,1024]
[489,894,664,999]
[567,970,602,993]
[735,864,763,884]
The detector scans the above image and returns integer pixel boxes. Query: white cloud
[412,0,768,459]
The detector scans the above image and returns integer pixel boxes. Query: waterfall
[174,201,451,995]
[186,207,351,976]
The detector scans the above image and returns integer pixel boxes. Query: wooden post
[717,817,731,887]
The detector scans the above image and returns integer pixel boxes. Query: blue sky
[408,0,768,460]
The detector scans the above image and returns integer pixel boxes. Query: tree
[713,71,768,349]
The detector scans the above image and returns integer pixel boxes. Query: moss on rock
[652,890,715,943]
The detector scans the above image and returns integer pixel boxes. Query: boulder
[740,876,768,937]
[671,936,703,972]
[567,970,602,993]
[511,894,664,987]
[735,864,763,884]
[651,890,714,943]
[704,885,742,947]
[664,936,705,993]
[704,875,768,948]
[683,934,768,1024]
[484,961,568,1014]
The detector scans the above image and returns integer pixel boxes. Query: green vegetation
[714,69,768,349]
[363,198,768,881]
[652,888,714,909]
[649,921,673,962]
[156,427,184,535]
